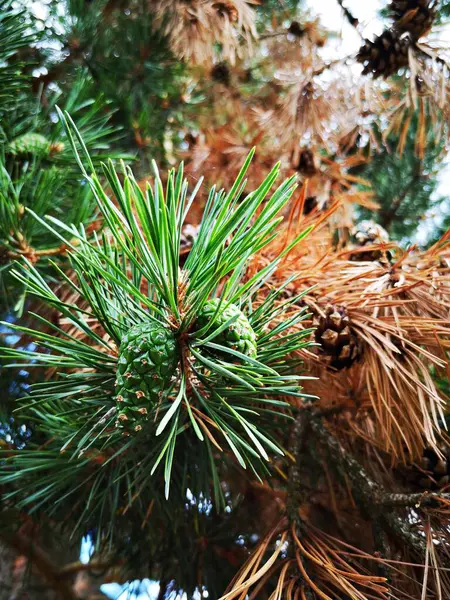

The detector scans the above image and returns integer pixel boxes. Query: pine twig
[0,531,78,600]
[336,0,361,31]
[58,558,115,576]
[378,492,450,508]
[287,409,311,523]
[308,417,429,559]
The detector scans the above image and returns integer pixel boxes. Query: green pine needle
[0,111,316,542]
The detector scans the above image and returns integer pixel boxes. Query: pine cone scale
[115,321,179,432]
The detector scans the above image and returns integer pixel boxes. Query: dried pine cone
[351,220,390,261]
[405,445,450,489]
[357,30,410,78]
[288,21,304,37]
[296,149,317,176]
[314,305,362,370]
[353,220,389,246]
[211,62,231,85]
[389,0,436,40]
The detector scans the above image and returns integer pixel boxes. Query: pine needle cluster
[1,114,314,547]
[0,3,131,310]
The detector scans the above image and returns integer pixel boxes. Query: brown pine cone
[314,305,362,370]
[296,149,318,176]
[211,62,231,86]
[357,30,410,78]
[350,220,390,262]
[288,21,304,38]
[404,445,450,489]
[389,0,436,40]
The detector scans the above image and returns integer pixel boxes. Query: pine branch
[286,411,316,600]
[378,492,450,507]
[287,409,312,523]
[0,71,132,308]
[0,531,78,600]
[336,0,360,30]
[307,416,430,559]
[0,1,37,109]
[0,114,314,537]
[380,163,424,230]
[58,558,115,577]
[32,46,88,92]
[309,417,381,512]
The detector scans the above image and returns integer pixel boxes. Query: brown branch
[336,0,360,30]
[308,417,429,559]
[309,417,381,512]
[287,409,312,523]
[6,240,78,264]
[378,492,450,508]
[382,512,428,557]
[259,31,287,40]
[0,531,78,600]
[287,410,320,600]
[59,558,115,577]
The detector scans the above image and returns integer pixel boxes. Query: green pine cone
[195,298,257,359]
[8,133,52,157]
[115,321,179,433]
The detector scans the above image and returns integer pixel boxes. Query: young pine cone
[114,321,179,434]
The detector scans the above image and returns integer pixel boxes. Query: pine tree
[0,1,133,311]
[357,119,444,241]
[1,1,450,599]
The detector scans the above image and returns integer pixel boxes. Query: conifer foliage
[1,113,313,518]
[0,0,130,311]
[1,1,450,599]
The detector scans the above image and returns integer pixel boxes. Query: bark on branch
[59,558,115,577]
[287,410,317,600]
[307,416,431,559]
[287,409,312,523]
[0,531,78,600]
[379,492,450,508]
